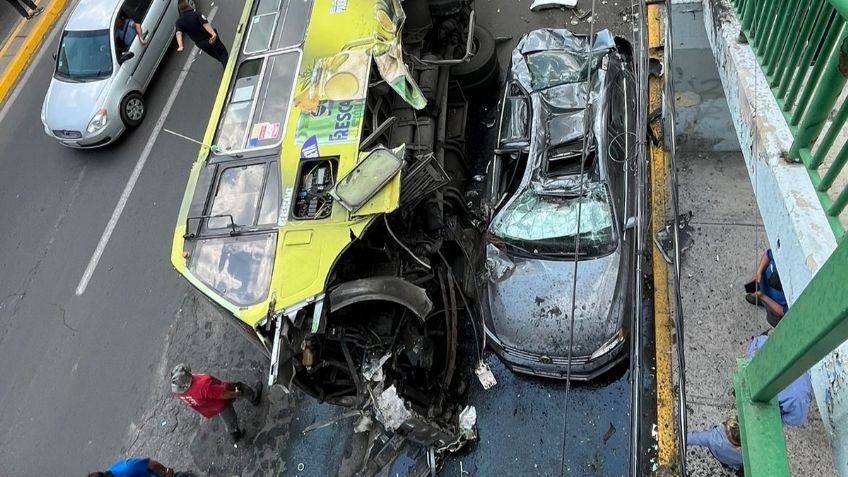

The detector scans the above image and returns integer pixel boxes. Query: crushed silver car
[480,29,638,380]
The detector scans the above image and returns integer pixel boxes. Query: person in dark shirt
[171,363,261,442]
[88,457,192,477]
[174,0,228,66]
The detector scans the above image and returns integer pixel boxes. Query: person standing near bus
[174,0,228,67]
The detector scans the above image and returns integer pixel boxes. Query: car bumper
[45,122,124,149]
[484,327,627,381]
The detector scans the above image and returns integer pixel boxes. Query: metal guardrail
[732,0,848,239]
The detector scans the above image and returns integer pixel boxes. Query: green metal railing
[733,240,848,476]
[732,0,848,239]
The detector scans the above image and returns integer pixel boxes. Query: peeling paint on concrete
[703,0,848,474]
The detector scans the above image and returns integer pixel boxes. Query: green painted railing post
[790,37,848,159]
[734,240,848,476]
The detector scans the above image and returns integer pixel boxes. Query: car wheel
[451,25,498,88]
[121,92,145,128]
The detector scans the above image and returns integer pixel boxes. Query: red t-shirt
[176,373,232,418]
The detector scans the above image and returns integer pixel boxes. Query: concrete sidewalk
[670,4,837,475]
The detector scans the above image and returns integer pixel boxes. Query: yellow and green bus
[171,0,494,452]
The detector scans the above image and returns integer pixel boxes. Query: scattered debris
[475,361,498,390]
[459,406,478,440]
[654,211,694,264]
[530,0,577,11]
[362,353,392,382]
[375,385,413,432]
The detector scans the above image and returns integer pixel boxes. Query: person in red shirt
[170,364,261,442]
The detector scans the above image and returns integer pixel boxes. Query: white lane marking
[0,2,73,124]
[75,6,218,296]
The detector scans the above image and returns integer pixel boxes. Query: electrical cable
[629,0,649,474]
[559,2,599,475]
[383,215,432,270]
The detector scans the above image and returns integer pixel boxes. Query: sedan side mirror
[118,51,135,65]
[624,216,637,231]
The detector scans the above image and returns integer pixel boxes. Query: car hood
[484,244,622,357]
[43,77,112,131]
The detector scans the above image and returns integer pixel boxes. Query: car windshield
[490,184,617,257]
[56,30,112,80]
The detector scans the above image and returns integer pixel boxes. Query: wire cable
[559,2,599,475]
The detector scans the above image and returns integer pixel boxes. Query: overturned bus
[171,0,496,470]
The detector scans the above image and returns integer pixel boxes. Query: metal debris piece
[654,211,694,264]
[354,415,373,433]
[475,360,497,389]
[574,7,591,19]
[302,410,361,434]
[362,353,392,382]
[458,406,478,440]
[375,385,412,432]
[530,0,577,11]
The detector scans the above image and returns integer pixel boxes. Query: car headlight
[590,328,625,360]
[86,109,108,134]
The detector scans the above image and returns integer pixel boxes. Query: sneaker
[745,293,763,307]
[32,6,43,15]
[230,428,244,442]
[250,381,262,406]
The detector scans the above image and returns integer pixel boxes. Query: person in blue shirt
[115,15,146,51]
[687,416,743,471]
[746,249,788,327]
[746,334,813,426]
[88,457,191,477]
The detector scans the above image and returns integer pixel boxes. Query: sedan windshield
[490,184,617,257]
[56,30,112,80]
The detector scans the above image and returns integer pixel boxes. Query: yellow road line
[646,1,679,472]
[0,0,67,105]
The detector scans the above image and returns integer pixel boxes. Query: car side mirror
[52,52,57,60]
[118,51,135,64]
[624,216,637,231]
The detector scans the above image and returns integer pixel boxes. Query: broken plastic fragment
[459,406,478,440]
[530,0,577,11]
[475,361,497,390]
[362,353,392,382]
[486,243,515,281]
[374,385,412,432]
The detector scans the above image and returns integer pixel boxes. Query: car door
[120,0,166,89]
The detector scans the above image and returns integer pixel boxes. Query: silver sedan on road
[41,0,178,148]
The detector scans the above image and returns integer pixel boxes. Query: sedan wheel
[121,93,145,127]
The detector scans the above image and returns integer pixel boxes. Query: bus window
[214,52,299,154]
[276,0,312,50]
[217,59,262,153]
[208,163,267,229]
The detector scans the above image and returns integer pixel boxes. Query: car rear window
[56,30,112,80]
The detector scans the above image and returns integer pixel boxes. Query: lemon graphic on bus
[375,8,396,41]
[324,72,360,100]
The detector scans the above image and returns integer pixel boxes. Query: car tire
[120,92,145,128]
[451,25,498,87]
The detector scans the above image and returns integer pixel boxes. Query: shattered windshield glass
[490,184,616,256]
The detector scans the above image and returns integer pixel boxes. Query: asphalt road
[0,0,242,474]
[0,1,644,475]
